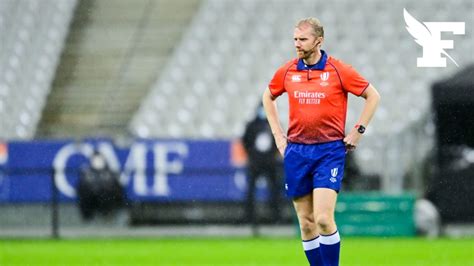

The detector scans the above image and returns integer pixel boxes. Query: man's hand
[343,127,362,152]
[344,84,380,152]
[274,134,288,156]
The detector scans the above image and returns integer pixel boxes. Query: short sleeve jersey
[268,50,369,144]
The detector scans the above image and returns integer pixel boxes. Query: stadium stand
[129,0,473,192]
[0,0,77,139]
[0,0,472,192]
[36,0,202,138]
[0,0,472,239]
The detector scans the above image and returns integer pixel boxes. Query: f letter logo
[404,8,465,67]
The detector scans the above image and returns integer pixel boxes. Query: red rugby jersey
[268,51,369,144]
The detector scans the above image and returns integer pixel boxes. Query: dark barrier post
[51,169,59,239]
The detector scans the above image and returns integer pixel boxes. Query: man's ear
[318,37,324,47]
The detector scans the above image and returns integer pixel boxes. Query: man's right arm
[262,87,287,156]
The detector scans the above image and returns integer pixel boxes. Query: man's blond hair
[295,18,324,38]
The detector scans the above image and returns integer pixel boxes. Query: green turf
[0,237,473,265]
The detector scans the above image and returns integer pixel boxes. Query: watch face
[357,125,366,134]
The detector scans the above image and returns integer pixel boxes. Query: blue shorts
[283,140,346,198]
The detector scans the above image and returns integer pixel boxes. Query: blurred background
[0,0,473,241]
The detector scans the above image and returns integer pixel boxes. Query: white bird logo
[403,8,459,67]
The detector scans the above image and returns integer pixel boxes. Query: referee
[262,18,380,266]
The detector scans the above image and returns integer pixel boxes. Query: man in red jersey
[262,18,380,266]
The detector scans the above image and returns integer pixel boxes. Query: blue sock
[320,230,341,266]
[303,236,323,266]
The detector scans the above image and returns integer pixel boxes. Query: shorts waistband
[287,139,344,147]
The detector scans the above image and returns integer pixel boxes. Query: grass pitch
[0,237,472,265]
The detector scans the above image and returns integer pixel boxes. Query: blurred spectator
[242,103,282,229]
[77,150,125,221]
[342,152,381,191]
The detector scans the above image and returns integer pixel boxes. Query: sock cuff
[320,230,340,245]
[302,236,320,251]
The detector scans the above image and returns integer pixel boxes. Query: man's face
[91,155,106,169]
[293,24,319,59]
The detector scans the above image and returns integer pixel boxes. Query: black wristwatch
[356,124,366,134]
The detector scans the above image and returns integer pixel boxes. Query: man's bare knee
[315,213,334,232]
[298,215,316,236]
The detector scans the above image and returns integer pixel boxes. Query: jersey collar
[297,50,328,71]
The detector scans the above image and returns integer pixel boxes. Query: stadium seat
[0,0,77,140]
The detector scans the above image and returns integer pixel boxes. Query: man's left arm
[343,84,381,151]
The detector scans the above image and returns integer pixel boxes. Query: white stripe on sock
[320,231,340,245]
[302,237,320,251]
